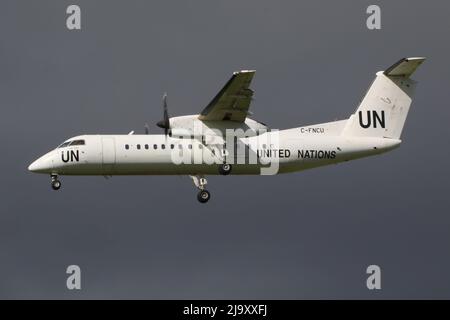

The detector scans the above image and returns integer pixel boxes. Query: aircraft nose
[28,159,41,172]
[28,154,53,173]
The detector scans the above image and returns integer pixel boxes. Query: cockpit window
[58,141,71,148]
[70,140,85,146]
[57,139,85,148]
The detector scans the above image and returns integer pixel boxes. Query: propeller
[156,93,170,136]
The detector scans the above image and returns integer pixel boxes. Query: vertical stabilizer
[342,57,425,139]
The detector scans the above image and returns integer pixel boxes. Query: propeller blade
[156,92,170,135]
[156,120,167,129]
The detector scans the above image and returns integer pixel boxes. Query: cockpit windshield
[57,139,85,148]
[57,141,71,148]
[70,140,85,146]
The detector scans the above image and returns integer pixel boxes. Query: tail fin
[343,57,425,139]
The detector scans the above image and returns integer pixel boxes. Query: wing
[198,70,255,122]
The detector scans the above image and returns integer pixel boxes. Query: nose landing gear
[190,175,210,203]
[51,175,61,190]
[197,189,211,203]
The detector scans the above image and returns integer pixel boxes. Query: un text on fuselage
[61,150,79,163]
[358,110,386,129]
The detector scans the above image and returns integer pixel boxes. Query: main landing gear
[218,163,232,175]
[51,174,61,190]
[191,175,210,203]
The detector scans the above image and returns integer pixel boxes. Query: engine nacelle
[168,115,268,139]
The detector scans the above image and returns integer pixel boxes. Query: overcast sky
[1,0,450,299]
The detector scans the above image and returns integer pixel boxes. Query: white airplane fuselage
[28,125,400,176]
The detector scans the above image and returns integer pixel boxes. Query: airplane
[28,57,425,203]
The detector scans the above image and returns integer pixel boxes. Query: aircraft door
[102,137,116,173]
[232,136,250,165]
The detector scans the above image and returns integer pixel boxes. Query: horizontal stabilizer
[384,57,425,78]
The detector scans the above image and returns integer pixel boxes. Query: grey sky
[1,0,449,299]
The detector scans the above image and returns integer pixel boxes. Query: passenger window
[125,144,129,150]
[137,144,141,150]
[188,144,192,149]
[178,144,182,150]
[153,144,157,149]
[170,144,174,149]
[198,144,203,149]
[161,144,166,150]
[145,144,149,150]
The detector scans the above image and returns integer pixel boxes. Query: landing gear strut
[191,175,210,203]
[51,174,61,190]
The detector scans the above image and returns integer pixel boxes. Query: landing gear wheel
[219,163,232,175]
[197,190,211,203]
[51,179,61,190]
